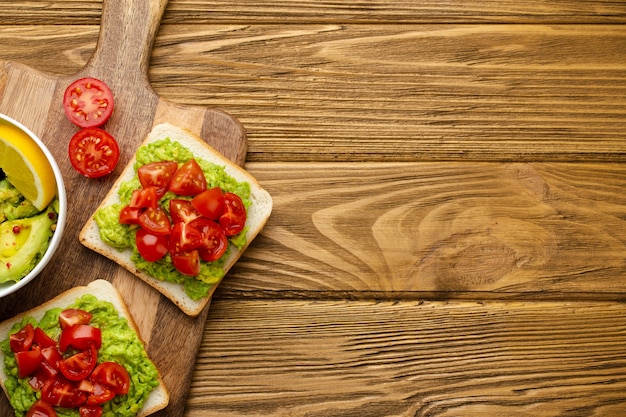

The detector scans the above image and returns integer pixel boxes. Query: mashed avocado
[0,295,160,417]
[94,138,251,300]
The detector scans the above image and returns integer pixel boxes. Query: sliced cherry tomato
[169,222,203,254]
[119,206,142,225]
[138,206,171,235]
[136,228,169,262]
[26,399,58,417]
[59,325,102,353]
[29,360,58,391]
[171,250,201,276]
[41,346,63,369]
[169,199,202,224]
[58,344,98,381]
[190,218,228,262]
[220,192,247,236]
[80,405,103,417]
[85,381,115,405]
[63,77,114,128]
[169,159,207,196]
[10,323,35,352]
[33,327,57,348]
[68,127,120,178]
[129,187,158,210]
[91,362,130,395]
[15,347,43,378]
[59,309,93,330]
[42,376,87,408]
[192,187,225,220]
[138,161,178,198]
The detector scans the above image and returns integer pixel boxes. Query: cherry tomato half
[136,228,169,262]
[58,309,93,330]
[68,127,120,178]
[190,218,228,262]
[138,206,171,235]
[59,325,102,353]
[171,250,201,276]
[58,344,98,381]
[119,206,141,225]
[91,362,130,395]
[220,192,247,236]
[169,159,207,196]
[10,323,35,352]
[16,347,43,378]
[42,376,87,408]
[129,187,158,210]
[192,187,225,220]
[63,77,114,128]
[138,161,178,198]
[169,222,203,254]
[169,199,202,224]
[26,399,58,417]
[33,327,57,349]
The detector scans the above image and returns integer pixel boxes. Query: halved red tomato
[192,187,225,220]
[91,362,130,395]
[138,161,178,198]
[80,405,103,417]
[68,127,120,178]
[26,399,58,417]
[59,325,102,353]
[41,346,63,369]
[33,327,57,349]
[63,77,114,128]
[170,199,202,224]
[16,347,43,378]
[171,250,201,276]
[10,323,35,352]
[59,309,93,330]
[169,222,203,254]
[169,159,206,196]
[220,192,247,236]
[84,380,115,405]
[42,376,87,408]
[190,218,228,262]
[136,228,169,262]
[138,206,171,235]
[129,187,158,210]
[119,206,142,225]
[29,358,58,390]
[59,344,98,381]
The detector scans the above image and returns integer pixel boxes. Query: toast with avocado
[0,279,169,417]
[79,123,273,316]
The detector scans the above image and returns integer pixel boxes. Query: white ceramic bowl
[0,114,67,298]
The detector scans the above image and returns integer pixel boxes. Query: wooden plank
[0,24,624,162]
[185,299,626,416]
[0,0,625,24]
[219,161,626,298]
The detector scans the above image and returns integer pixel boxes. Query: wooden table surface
[2,1,626,416]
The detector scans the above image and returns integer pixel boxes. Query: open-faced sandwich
[79,123,273,316]
[0,279,169,417]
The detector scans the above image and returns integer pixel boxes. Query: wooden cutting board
[0,0,246,415]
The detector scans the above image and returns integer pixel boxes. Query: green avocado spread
[0,295,160,417]
[94,138,251,300]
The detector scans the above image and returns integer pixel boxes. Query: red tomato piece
[59,325,102,353]
[15,347,43,378]
[138,161,178,198]
[33,327,57,348]
[10,323,35,352]
[190,218,228,262]
[192,187,225,220]
[129,187,158,210]
[42,376,87,408]
[219,192,247,236]
[63,77,114,128]
[41,346,63,369]
[85,381,115,406]
[58,344,98,381]
[169,199,202,224]
[171,250,201,276]
[26,399,58,417]
[68,127,120,178]
[80,405,103,417]
[138,206,171,235]
[119,206,142,225]
[29,359,58,391]
[169,159,206,196]
[169,222,203,254]
[136,228,169,262]
[91,362,130,395]
[58,309,93,330]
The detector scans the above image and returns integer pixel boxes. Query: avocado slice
[0,206,55,283]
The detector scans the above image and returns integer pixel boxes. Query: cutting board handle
[83,0,169,83]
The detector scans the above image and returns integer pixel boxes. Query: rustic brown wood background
[1,1,626,416]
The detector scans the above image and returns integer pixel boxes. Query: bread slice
[79,123,273,316]
[0,279,169,417]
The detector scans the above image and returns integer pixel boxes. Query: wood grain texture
[186,299,626,417]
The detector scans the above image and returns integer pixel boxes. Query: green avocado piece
[0,207,54,283]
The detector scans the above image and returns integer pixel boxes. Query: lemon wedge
[0,123,56,211]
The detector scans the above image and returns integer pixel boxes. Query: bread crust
[0,279,169,417]
[79,123,273,316]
